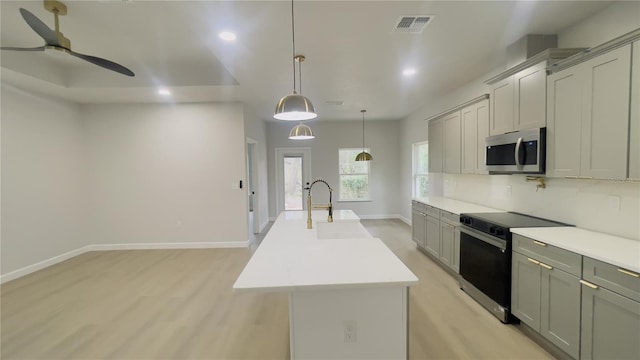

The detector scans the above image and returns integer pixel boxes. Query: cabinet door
[475,99,490,174]
[514,61,547,131]
[461,105,477,174]
[540,267,581,359]
[428,119,444,173]
[581,285,640,360]
[546,67,583,178]
[452,228,460,273]
[511,252,542,331]
[490,77,514,135]
[630,40,640,180]
[411,209,424,246]
[581,44,631,180]
[425,215,440,258]
[443,111,461,174]
[439,222,455,268]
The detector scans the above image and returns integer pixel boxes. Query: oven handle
[460,226,507,251]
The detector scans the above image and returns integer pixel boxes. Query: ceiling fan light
[288,123,315,140]
[274,93,317,121]
[355,151,373,162]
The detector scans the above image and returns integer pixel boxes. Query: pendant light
[274,0,317,121]
[288,122,315,140]
[355,109,373,161]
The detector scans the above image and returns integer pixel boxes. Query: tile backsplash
[432,173,639,240]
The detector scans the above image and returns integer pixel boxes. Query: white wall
[83,102,248,246]
[267,120,401,220]
[244,106,270,232]
[1,84,88,274]
[399,1,640,240]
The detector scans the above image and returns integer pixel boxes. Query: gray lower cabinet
[511,236,581,359]
[512,252,542,328]
[411,207,426,248]
[580,285,640,360]
[580,256,640,360]
[439,222,455,268]
[425,215,440,258]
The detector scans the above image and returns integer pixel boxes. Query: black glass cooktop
[461,212,569,229]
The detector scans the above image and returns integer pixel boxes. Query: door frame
[247,137,260,234]
[275,147,311,216]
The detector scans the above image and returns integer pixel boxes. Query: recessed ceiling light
[219,31,237,42]
[157,88,171,96]
[403,68,417,76]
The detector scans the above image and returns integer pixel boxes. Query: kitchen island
[233,210,418,360]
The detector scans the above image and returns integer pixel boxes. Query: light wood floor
[1,220,553,359]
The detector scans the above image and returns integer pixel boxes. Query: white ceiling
[0,0,613,121]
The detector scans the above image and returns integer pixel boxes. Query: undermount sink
[315,221,372,240]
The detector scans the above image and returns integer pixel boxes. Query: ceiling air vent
[393,16,433,33]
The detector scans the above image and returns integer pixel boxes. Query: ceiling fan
[1,0,135,77]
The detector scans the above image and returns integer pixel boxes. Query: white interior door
[275,148,311,215]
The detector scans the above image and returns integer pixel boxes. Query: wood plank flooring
[1,219,553,359]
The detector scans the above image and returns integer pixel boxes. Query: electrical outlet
[343,320,356,343]
[607,195,621,212]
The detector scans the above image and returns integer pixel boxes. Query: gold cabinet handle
[533,240,547,247]
[580,280,599,289]
[579,176,594,179]
[527,258,540,265]
[539,262,553,270]
[617,268,640,278]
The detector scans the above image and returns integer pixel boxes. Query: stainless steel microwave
[485,128,546,174]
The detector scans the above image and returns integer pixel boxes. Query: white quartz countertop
[233,210,419,292]
[413,196,502,215]
[512,227,640,273]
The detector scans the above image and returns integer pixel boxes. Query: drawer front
[583,257,640,302]
[512,234,582,277]
[412,201,427,212]
[425,205,441,218]
[440,210,460,226]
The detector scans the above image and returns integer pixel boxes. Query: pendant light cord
[291,0,297,93]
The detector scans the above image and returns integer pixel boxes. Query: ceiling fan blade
[19,8,60,46]
[65,49,135,77]
[0,46,45,52]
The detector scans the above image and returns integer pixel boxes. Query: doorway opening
[275,147,311,215]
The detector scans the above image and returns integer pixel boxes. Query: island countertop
[233,210,419,292]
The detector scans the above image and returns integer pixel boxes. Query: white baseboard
[259,220,270,233]
[1,241,250,284]
[399,216,411,225]
[269,216,277,222]
[0,245,92,284]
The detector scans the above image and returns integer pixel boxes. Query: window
[412,142,428,198]
[338,148,370,201]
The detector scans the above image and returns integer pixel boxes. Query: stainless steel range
[458,212,569,323]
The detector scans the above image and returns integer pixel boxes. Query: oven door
[459,226,511,309]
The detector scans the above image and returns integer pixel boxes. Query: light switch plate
[607,195,621,212]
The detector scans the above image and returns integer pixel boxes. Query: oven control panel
[460,215,508,240]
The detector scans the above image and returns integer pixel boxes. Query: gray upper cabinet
[490,61,547,135]
[443,112,461,174]
[580,44,631,180]
[547,44,632,180]
[630,40,640,180]
[428,118,444,173]
[490,77,515,135]
[514,61,548,131]
[461,99,489,175]
[547,66,583,178]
